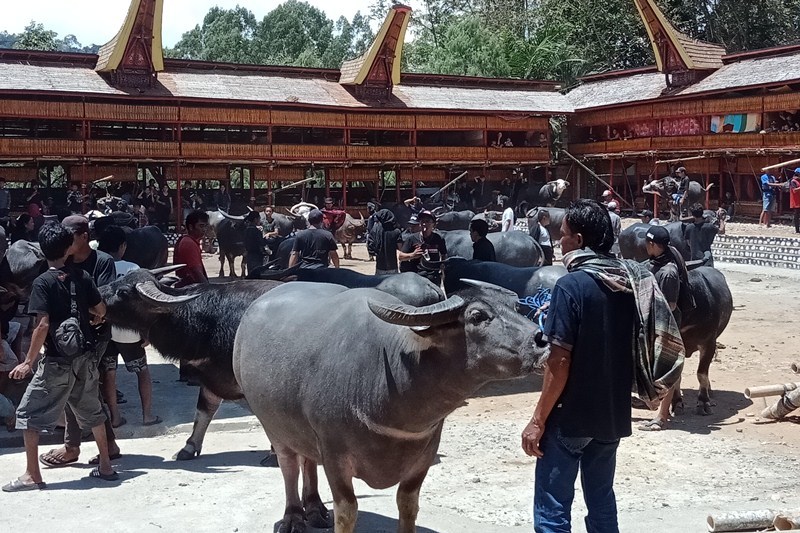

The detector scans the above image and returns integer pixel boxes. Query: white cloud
[3,0,378,47]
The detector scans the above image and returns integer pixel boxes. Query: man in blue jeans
[521,199,637,533]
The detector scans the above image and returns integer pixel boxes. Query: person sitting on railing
[608,128,621,140]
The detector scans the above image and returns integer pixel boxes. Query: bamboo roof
[339,4,410,86]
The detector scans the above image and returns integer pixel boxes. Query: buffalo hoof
[259,453,279,467]
[174,447,201,461]
[671,399,685,416]
[278,515,306,533]
[305,507,333,529]
[696,402,713,416]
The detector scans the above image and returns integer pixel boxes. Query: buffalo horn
[135,281,199,305]
[148,264,186,277]
[459,279,518,300]
[368,296,465,327]
[218,209,246,221]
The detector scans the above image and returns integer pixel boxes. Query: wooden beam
[761,157,800,172]
[655,154,707,165]
[561,150,634,210]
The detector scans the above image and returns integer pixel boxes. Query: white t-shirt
[111,260,142,344]
[537,223,552,247]
[501,207,515,232]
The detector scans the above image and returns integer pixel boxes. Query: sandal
[142,416,162,426]
[88,452,122,465]
[39,449,79,468]
[89,467,119,481]
[2,478,46,492]
[638,420,666,432]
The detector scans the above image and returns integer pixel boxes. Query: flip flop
[142,416,162,426]
[112,417,127,429]
[89,452,122,465]
[39,449,79,468]
[89,467,119,482]
[638,420,666,432]
[2,478,46,492]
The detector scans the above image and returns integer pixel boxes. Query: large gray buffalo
[642,177,714,221]
[443,259,566,296]
[618,222,692,262]
[526,206,565,243]
[233,281,548,533]
[434,210,475,231]
[442,229,543,266]
[100,270,282,461]
[334,213,367,260]
[6,240,47,298]
[207,210,246,277]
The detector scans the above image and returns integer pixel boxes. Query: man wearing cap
[398,210,447,284]
[289,209,339,269]
[638,209,659,226]
[760,172,782,227]
[789,168,800,234]
[607,201,621,241]
[321,197,347,235]
[684,203,725,266]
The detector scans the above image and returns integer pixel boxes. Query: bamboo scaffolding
[762,157,800,172]
[655,155,707,165]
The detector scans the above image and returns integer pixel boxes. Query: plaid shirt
[136,211,149,228]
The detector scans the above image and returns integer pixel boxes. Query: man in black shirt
[683,203,725,266]
[289,209,339,269]
[367,209,402,274]
[39,215,119,468]
[398,210,447,284]
[4,223,117,491]
[244,211,269,274]
[469,219,496,262]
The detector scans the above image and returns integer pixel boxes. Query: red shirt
[173,234,207,287]
[322,208,347,233]
[790,178,800,209]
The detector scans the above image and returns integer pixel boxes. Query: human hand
[10,361,32,380]
[90,314,105,326]
[412,246,425,258]
[521,418,545,458]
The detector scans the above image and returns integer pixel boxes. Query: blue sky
[4,0,379,47]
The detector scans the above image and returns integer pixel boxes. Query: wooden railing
[272,144,346,160]
[86,140,180,158]
[346,145,415,161]
[570,133,800,155]
[489,146,550,162]
[416,146,487,161]
[0,138,84,156]
[181,142,269,159]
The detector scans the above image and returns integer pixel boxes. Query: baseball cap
[408,214,420,226]
[62,215,90,235]
[307,209,324,224]
[602,190,612,197]
[418,210,436,222]
[607,201,618,210]
[646,226,670,246]
[794,168,800,176]
[638,209,654,218]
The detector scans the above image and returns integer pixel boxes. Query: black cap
[646,225,670,246]
[418,210,436,222]
[308,209,324,224]
[638,209,654,218]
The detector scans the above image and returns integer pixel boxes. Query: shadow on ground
[273,510,439,533]
[632,388,753,435]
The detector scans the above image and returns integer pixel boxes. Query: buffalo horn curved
[218,209,246,221]
[459,279,519,300]
[368,296,465,327]
[148,264,186,277]
[135,281,200,305]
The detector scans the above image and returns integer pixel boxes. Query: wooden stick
[91,175,114,184]
[761,157,800,172]
[655,155,707,165]
[430,171,469,199]
[561,150,634,210]
[275,176,315,193]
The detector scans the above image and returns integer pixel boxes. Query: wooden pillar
[249,167,255,206]
[176,164,182,230]
[325,168,330,197]
[609,158,615,195]
[342,168,348,209]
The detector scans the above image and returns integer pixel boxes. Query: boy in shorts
[3,223,118,492]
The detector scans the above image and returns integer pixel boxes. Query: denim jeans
[534,426,620,533]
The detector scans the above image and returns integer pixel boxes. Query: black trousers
[794,208,800,233]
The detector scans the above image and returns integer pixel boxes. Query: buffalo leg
[175,386,222,460]
[218,254,226,277]
[240,256,247,278]
[276,447,306,533]
[696,340,716,415]
[397,469,429,533]
[325,463,358,533]
[301,457,332,528]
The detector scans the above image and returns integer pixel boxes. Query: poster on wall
[710,114,761,133]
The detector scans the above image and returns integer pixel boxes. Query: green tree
[253,1,334,67]
[13,21,58,51]
[169,6,258,63]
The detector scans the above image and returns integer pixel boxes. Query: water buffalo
[6,239,47,298]
[251,267,443,307]
[233,280,548,533]
[335,213,366,260]
[538,179,570,206]
[642,176,714,221]
[441,229,543,267]
[100,270,282,460]
[442,259,566,296]
[618,222,692,262]
[91,212,169,269]
[434,210,476,231]
[526,206,565,243]
[208,210,246,277]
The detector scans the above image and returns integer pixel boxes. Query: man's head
[98,225,127,259]
[62,215,91,254]
[245,211,261,224]
[308,209,324,227]
[408,214,421,231]
[537,209,550,225]
[469,219,489,242]
[645,225,670,258]
[607,201,618,213]
[676,167,686,177]
[39,222,75,262]
[185,210,209,238]
[17,213,34,231]
[690,203,704,219]
[638,209,654,224]
[418,211,436,236]
[561,199,614,255]
[324,197,334,209]
[264,206,273,218]
[601,189,612,200]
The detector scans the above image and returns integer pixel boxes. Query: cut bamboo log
[791,362,800,374]
[706,510,777,532]
[774,514,800,531]
[744,382,800,399]
[762,157,800,172]
[761,388,800,420]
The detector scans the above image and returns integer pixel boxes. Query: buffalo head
[553,178,570,198]
[367,279,547,382]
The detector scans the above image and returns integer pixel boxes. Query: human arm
[288,252,299,268]
[397,241,424,262]
[89,302,106,325]
[9,314,49,379]
[404,197,419,207]
[521,345,572,458]
[329,251,340,268]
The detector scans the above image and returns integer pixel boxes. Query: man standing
[4,223,117,491]
[638,209,659,225]
[673,167,691,216]
[289,209,339,269]
[174,210,209,288]
[683,203,725,266]
[0,178,11,221]
[367,209,402,274]
[398,210,447,284]
[66,183,84,215]
[469,219,496,262]
[501,204,515,232]
[759,173,782,227]
[790,168,800,234]
[214,183,231,213]
[522,199,684,532]
[607,201,622,244]
[532,210,554,266]
[321,197,347,235]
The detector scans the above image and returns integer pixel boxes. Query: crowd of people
[759,167,800,232]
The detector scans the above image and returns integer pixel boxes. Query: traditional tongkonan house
[0,1,570,222]
[566,0,800,218]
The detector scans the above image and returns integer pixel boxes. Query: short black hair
[245,211,261,223]
[564,199,614,254]
[690,203,704,218]
[537,209,550,223]
[469,218,489,237]
[38,222,74,261]
[185,210,209,227]
[97,225,127,255]
[16,213,32,226]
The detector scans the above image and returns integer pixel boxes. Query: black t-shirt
[244,225,267,257]
[542,271,636,440]
[28,267,102,357]
[70,249,117,287]
[292,228,338,268]
[374,228,402,272]
[472,237,496,262]
[399,232,447,273]
[684,222,718,261]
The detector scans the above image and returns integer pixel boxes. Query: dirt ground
[2,233,800,533]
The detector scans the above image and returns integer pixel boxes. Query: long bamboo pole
[655,154,707,165]
[430,171,469,200]
[761,157,800,172]
[561,150,634,209]
[275,176,315,193]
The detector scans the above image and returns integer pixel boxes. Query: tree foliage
[1,21,99,53]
